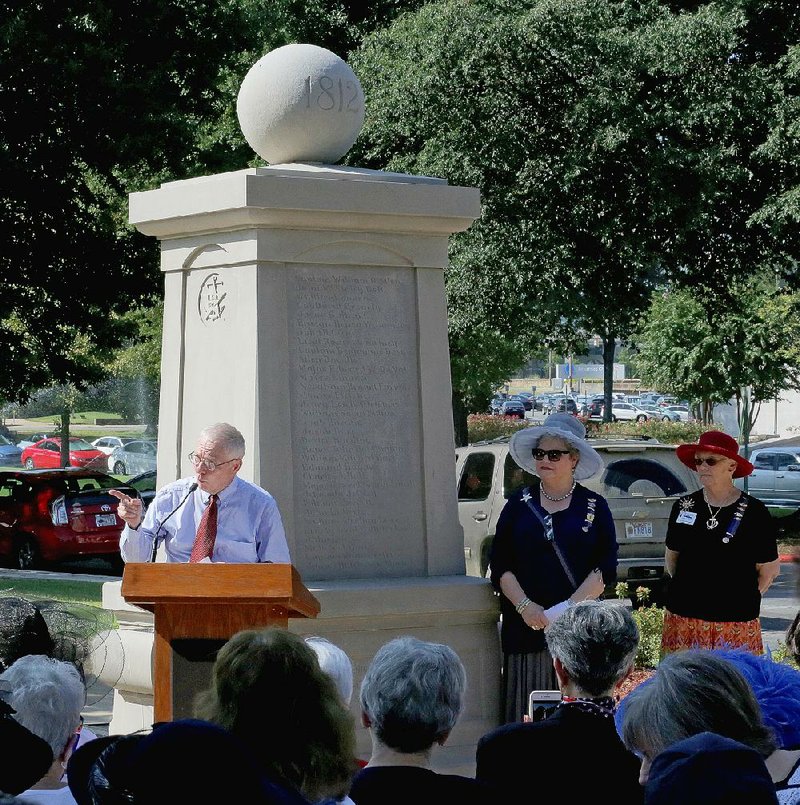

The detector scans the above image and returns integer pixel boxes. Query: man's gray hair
[620,649,777,759]
[545,600,639,697]
[306,636,354,706]
[0,654,85,758]
[200,423,246,459]
[359,636,466,754]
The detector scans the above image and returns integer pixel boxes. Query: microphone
[150,482,199,562]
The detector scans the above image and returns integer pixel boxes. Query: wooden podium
[121,563,320,721]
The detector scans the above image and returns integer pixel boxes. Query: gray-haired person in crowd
[350,636,493,805]
[0,655,86,805]
[476,601,643,804]
[114,422,289,564]
[306,636,354,707]
[620,650,800,800]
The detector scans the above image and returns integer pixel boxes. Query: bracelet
[515,597,533,614]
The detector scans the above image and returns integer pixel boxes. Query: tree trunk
[59,410,70,467]
[602,334,615,423]
[452,390,468,447]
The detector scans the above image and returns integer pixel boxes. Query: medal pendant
[722,536,730,544]
[706,517,718,530]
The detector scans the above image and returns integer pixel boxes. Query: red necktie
[189,494,218,563]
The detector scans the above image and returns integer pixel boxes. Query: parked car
[108,439,157,475]
[0,469,136,569]
[656,407,682,422]
[554,397,579,415]
[455,436,700,600]
[604,402,650,423]
[127,470,157,510]
[20,438,107,470]
[497,397,526,419]
[0,435,22,467]
[16,432,55,450]
[663,405,692,422]
[735,447,800,508]
[515,392,535,411]
[489,394,508,415]
[91,436,137,456]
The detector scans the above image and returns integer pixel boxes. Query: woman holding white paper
[489,413,617,723]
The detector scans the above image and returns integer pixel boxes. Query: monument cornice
[130,165,481,240]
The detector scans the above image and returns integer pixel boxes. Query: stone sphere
[237,44,365,165]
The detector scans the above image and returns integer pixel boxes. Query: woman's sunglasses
[693,457,723,467]
[532,449,572,462]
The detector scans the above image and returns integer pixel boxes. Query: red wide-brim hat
[676,430,754,478]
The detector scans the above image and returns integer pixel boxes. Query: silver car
[735,447,800,508]
[455,436,701,600]
[108,440,157,475]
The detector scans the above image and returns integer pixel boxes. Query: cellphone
[527,689,561,722]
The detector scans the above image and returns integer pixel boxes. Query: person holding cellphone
[662,431,779,655]
[476,601,643,804]
[490,413,617,722]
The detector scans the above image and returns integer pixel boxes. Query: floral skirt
[660,610,763,657]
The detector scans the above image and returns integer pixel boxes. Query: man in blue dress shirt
[111,423,290,564]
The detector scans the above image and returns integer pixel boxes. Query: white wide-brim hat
[509,413,603,481]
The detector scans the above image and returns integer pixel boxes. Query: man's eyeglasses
[693,456,723,467]
[532,449,572,462]
[188,452,241,473]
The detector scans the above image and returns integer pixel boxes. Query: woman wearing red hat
[662,431,780,655]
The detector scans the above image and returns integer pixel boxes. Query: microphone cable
[150,482,199,562]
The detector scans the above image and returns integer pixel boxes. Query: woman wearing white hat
[490,413,617,723]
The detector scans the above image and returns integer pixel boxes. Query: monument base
[97,575,501,775]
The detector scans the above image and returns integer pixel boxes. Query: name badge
[677,510,697,525]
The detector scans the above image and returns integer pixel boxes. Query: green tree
[349,0,787,437]
[634,278,800,427]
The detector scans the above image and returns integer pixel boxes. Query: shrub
[615,582,664,669]
[467,414,529,443]
[587,419,714,445]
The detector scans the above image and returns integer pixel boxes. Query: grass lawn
[0,576,105,607]
[26,411,122,424]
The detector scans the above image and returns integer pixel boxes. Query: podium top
[121,562,319,619]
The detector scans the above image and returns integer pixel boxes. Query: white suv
[455,436,700,600]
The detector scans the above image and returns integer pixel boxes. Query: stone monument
[100,43,500,773]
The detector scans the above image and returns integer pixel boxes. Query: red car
[20,437,108,470]
[0,469,137,569]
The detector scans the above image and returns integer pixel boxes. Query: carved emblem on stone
[198,272,227,324]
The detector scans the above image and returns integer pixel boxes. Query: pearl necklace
[541,480,576,502]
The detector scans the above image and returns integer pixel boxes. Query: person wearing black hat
[644,732,778,805]
[0,694,53,796]
[663,430,780,654]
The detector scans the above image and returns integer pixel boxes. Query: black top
[665,490,778,622]
[489,482,618,653]
[349,766,494,805]
[476,703,643,804]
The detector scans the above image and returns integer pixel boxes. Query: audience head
[306,636,354,706]
[67,720,309,805]
[621,649,776,784]
[644,732,778,805]
[545,600,639,697]
[195,628,355,801]
[0,695,54,795]
[0,654,85,763]
[359,636,466,755]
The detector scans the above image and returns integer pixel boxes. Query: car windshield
[0,435,14,446]
[69,439,97,451]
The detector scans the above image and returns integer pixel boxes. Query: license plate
[625,521,653,539]
[95,514,117,527]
